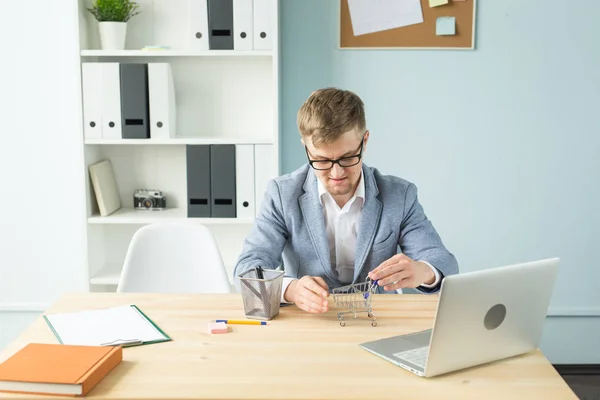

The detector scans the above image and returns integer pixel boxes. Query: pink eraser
[208,322,228,334]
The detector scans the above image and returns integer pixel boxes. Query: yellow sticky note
[429,0,448,7]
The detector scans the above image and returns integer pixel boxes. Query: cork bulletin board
[340,0,477,49]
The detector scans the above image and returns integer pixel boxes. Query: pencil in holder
[238,267,284,321]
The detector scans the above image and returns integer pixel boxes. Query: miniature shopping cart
[331,278,378,327]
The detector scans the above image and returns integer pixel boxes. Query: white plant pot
[98,22,127,50]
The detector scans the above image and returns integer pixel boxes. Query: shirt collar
[317,170,365,206]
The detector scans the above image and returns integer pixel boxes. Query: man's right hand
[284,276,329,313]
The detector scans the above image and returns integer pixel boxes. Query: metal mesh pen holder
[238,268,284,321]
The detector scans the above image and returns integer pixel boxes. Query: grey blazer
[233,163,458,294]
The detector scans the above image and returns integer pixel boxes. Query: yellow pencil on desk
[216,319,267,325]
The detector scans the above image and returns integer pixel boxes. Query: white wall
[0,0,87,349]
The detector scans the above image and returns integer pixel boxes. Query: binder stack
[82,62,177,140]
[186,144,274,219]
[187,144,241,218]
[187,0,274,51]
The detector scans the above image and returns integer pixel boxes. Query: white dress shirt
[281,172,441,302]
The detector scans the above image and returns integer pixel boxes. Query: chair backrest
[117,222,231,294]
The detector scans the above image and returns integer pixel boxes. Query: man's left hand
[368,254,435,291]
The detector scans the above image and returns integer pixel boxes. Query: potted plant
[87,0,140,50]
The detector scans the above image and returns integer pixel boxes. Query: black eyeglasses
[305,138,364,170]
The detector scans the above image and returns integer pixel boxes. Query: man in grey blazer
[234,88,458,314]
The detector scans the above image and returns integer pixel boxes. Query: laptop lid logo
[484,304,506,330]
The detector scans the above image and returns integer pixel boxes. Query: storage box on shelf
[78,0,280,292]
[81,55,275,144]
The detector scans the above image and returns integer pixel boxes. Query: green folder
[43,304,172,347]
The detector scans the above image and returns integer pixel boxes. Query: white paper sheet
[347,0,424,36]
[44,305,168,346]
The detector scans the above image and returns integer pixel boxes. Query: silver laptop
[359,258,559,377]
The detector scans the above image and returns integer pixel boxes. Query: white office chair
[117,222,232,294]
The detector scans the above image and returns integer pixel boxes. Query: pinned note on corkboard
[340,0,477,49]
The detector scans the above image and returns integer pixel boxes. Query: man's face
[304,129,369,201]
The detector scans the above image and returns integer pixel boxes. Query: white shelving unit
[85,137,274,145]
[87,208,255,225]
[81,49,273,57]
[77,0,280,292]
[89,263,123,286]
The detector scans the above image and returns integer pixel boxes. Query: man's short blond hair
[297,87,366,147]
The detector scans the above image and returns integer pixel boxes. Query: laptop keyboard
[393,347,429,369]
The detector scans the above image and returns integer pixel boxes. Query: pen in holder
[238,267,284,321]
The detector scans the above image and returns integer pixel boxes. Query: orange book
[0,343,122,397]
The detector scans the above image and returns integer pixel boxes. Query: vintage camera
[134,189,166,210]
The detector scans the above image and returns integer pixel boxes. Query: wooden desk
[0,293,576,400]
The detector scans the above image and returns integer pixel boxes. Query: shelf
[84,137,274,145]
[90,263,122,285]
[88,208,254,225]
[81,49,273,58]
[90,263,236,288]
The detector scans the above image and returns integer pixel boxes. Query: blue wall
[280,0,600,363]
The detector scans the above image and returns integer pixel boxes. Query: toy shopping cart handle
[364,280,378,298]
